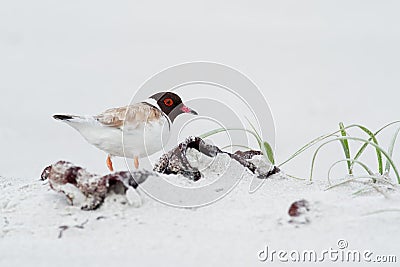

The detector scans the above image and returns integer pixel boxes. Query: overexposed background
[1,1,400,267]
[1,0,400,178]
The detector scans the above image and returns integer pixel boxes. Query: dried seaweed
[41,161,153,210]
[154,136,280,180]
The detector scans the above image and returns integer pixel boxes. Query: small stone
[288,199,310,217]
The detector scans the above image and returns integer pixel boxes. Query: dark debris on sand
[41,161,153,210]
[154,136,280,181]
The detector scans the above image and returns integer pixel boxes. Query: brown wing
[95,102,163,129]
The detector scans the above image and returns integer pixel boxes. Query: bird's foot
[106,155,114,172]
[134,156,139,169]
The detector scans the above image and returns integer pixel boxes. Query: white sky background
[0,0,400,178]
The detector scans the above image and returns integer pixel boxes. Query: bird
[53,92,198,172]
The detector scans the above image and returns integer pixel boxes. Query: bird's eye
[164,98,174,107]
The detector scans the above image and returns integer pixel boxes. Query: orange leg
[134,156,139,169]
[106,155,114,172]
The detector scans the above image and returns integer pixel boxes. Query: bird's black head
[149,92,198,122]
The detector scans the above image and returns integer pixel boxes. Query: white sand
[1,150,400,266]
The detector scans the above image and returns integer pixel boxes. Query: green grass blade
[363,209,400,216]
[352,187,370,196]
[351,121,400,173]
[199,128,228,139]
[200,127,260,143]
[200,128,271,162]
[339,122,352,175]
[263,141,275,165]
[284,173,306,180]
[245,117,263,148]
[327,159,374,186]
[385,127,400,174]
[245,117,275,164]
[310,136,400,184]
[279,124,366,167]
[351,125,383,174]
[373,121,400,135]
[278,133,337,167]
[324,175,395,191]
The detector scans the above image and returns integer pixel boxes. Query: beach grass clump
[201,120,400,187]
[279,121,400,186]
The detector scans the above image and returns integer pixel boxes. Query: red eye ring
[164,98,174,107]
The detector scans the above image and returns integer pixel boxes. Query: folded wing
[95,102,163,129]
